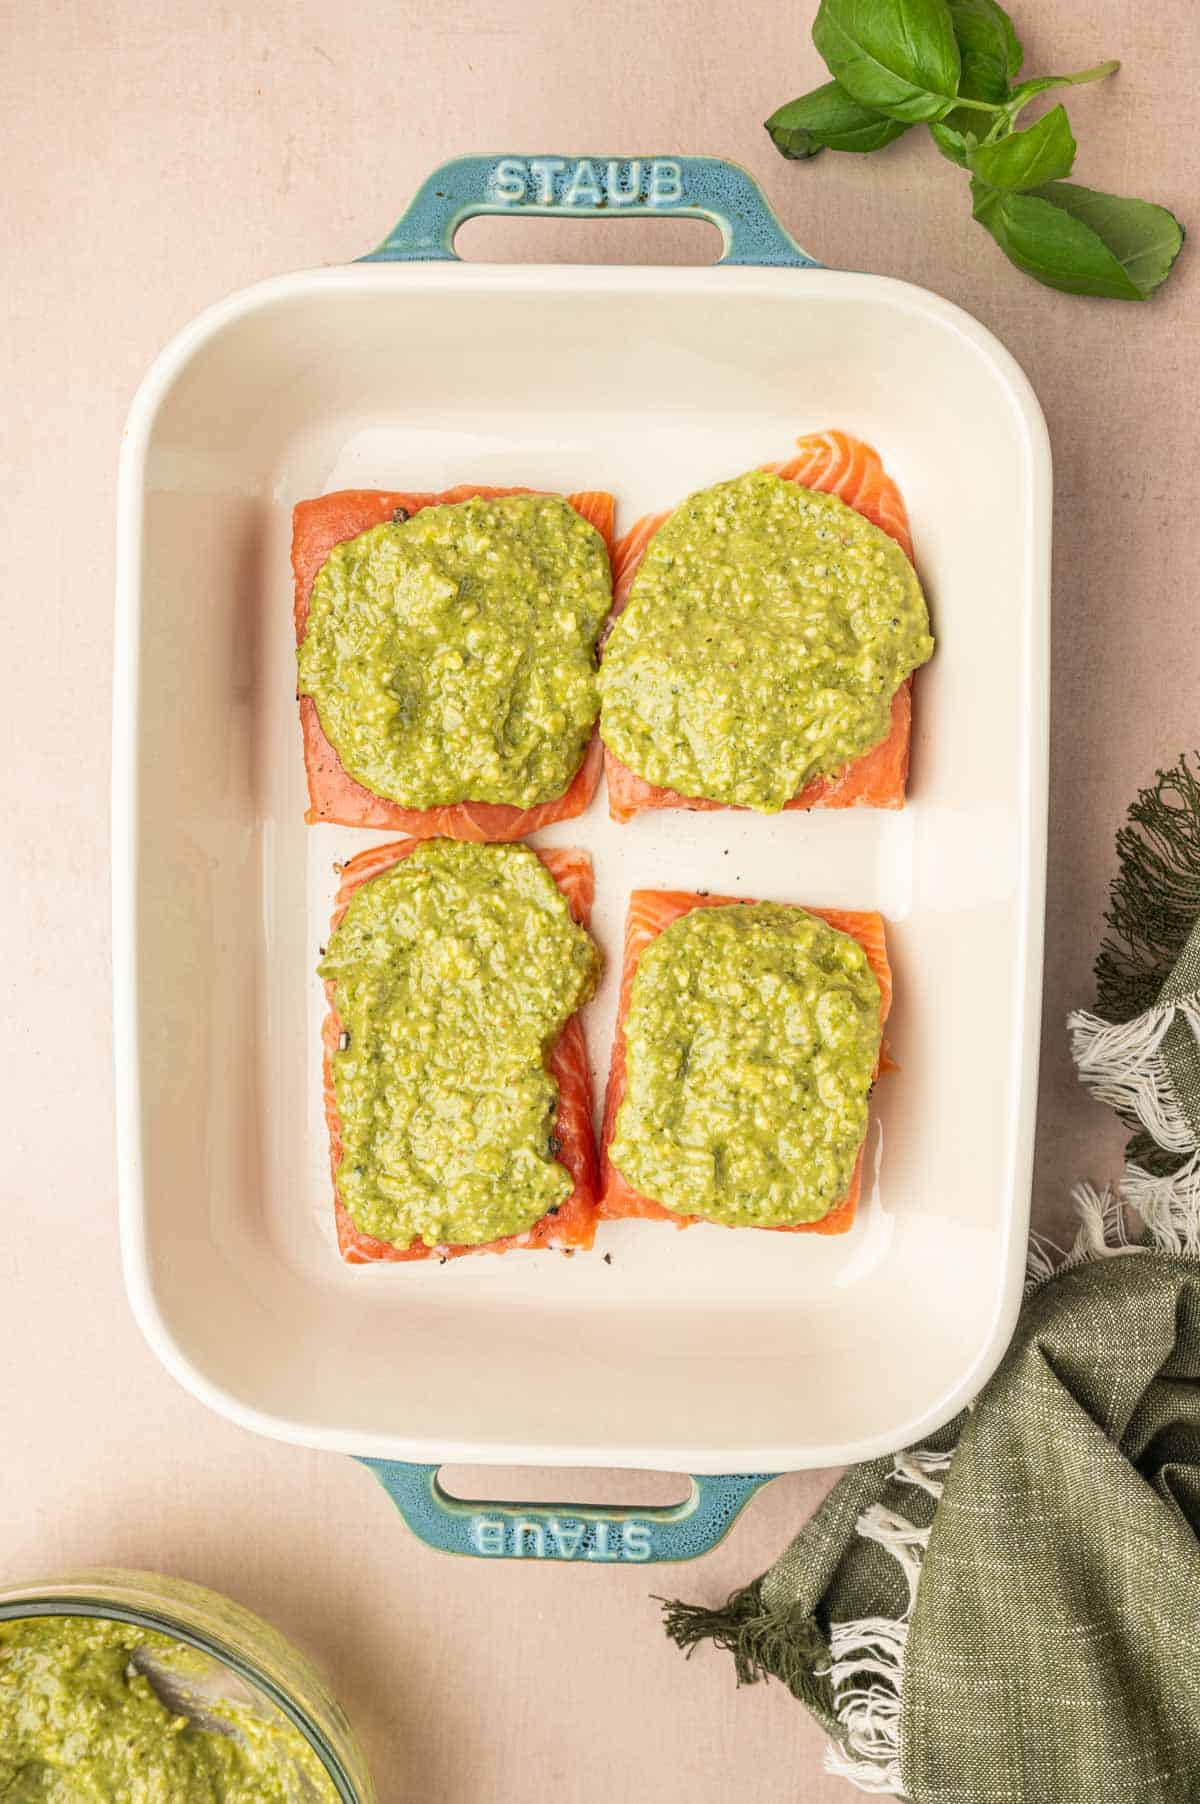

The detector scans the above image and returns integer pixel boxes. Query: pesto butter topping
[598,471,934,811]
[609,903,882,1227]
[0,1615,337,1802]
[298,493,611,808]
[320,840,599,1249]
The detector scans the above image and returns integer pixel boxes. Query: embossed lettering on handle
[469,1514,655,1561]
[488,156,685,210]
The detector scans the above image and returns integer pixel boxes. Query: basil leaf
[1030,181,1185,296]
[929,122,971,166]
[765,82,912,157]
[947,0,1022,101]
[972,177,1184,299]
[813,0,962,123]
[967,104,1076,189]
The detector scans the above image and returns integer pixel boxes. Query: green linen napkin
[663,755,1200,1802]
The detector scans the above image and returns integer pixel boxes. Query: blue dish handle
[360,154,818,269]
[359,1461,776,1562]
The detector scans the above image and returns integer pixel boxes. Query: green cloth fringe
[1096,752,1200,1024]
[661,1579,832,1708]
[1096,753,1200,1175]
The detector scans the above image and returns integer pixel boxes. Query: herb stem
[1004,61,1121,130]
[1063,59,1121,85]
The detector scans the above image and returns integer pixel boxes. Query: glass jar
[0,1567,375,1801]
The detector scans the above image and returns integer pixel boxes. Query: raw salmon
[602,432,916,822]
[599,889,892,1237]
[294,487,615,837]
[762,430,914,561]
[323,840,599,1264]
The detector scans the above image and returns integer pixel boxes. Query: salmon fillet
[599,889,893,1237]
[294,487,615,838]
[602,432,916,822]
[323,841,598,1263]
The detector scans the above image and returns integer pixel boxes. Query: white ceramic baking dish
[113,156,1050,1561]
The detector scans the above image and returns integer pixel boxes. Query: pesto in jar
[0,1615,337,1803]
[320,839,599,1249]
[298,493,611,809]
[598,471,934,811]
[609,903,882,1227]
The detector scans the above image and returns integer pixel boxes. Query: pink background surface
[3,1,1198,1797]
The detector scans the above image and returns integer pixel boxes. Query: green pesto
[298,493,611,809]
[598,471,934,812]
[609,904,882,1227]
[0,1616,337,1803]
[319,840,599,1249]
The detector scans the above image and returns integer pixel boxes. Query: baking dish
[113,155,1050,1560]
[0,1568,374,1797]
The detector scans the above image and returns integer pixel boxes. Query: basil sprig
[766,0,1184,299]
